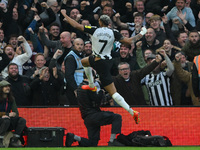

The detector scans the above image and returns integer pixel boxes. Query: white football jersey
[84,26,123,59]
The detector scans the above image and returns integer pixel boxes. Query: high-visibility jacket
[193,55,200,77]
[64,50,84,86]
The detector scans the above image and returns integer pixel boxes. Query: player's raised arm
[61,9,84,32]
[120,27,147,45]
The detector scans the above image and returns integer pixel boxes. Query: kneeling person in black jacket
[66,71,124,147]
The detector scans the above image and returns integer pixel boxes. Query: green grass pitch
[0,147,199,150]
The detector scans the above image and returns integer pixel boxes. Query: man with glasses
[114,53,162,105]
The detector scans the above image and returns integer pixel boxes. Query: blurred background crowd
[0,0,200,107]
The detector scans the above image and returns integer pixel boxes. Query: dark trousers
[79,111,122,147]
[65,86,78,106]
[0,117,26,136]
[0,118,10,136]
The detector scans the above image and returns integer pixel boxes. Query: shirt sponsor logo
[148,80,162,87]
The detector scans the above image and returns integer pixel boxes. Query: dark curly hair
[0,86,14,103]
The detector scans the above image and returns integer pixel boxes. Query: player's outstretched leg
[82,67,97,91]
[112,92,140,124]
[133,111,140,124]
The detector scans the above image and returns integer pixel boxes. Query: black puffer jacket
[77,81,104,119]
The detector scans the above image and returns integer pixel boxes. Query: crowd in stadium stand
[0,0,200,107]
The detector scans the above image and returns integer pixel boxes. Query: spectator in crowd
[162,14,189,48]
[0,49,10,76]
[93,0,112,22]
[114,57,161,105]
[48,49,70,106]
[174,52,200,105]
[176,9,196,31]
[1,0,25,39]
[157,39,182,105]
[0,0,198,108]
[116,0,144,24]
[83,41,92,57]
[157,39,181,61]
[113,0,133,20]
[24,15,45,54]
[128,0,146,25]
[69,8,81,22]
[64,38,85,105]
[46,0,62,27]
[77,1,96,25]
[7,34,18,51]
[120,29,130,38]
[141,27,162,53]
[0,2,7,22]
[61,0,79,14]
[166,0,196,31]
[62,8,82,32]
[6,63,31,106]
[144,49,154,62]
[170,14,191,34]
[160,0,176,14]
[173,51,193,105]
[70,32,77,43]
[144,12,154,28]
[44,22,62,59]
[1,36,32,79]
[30,66,61,106]
[177,31,189,47]
[149,14,166,44]
[39,25,73,69]
[112,29,134,58]
[115,12,144,37]
[101,4,117,28]
[182,30,200,61]
[134,0,145,15]
[38,0,58,28]
[22,0,39,29]
[22,40,36,75]
[48,22,61,41]
[35,25,52,62]
[0,80,26,148]
[0,28,7,49]
[144,0,163,15]
[192,0,200,21]
[141,50,175,106]
[135,41,153,104]
[71,0,79,8]
[179,51,193,72]
[25,53,47,79]
[111,44,138,76]
[136,45,153,68]
[65,71,124,147]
